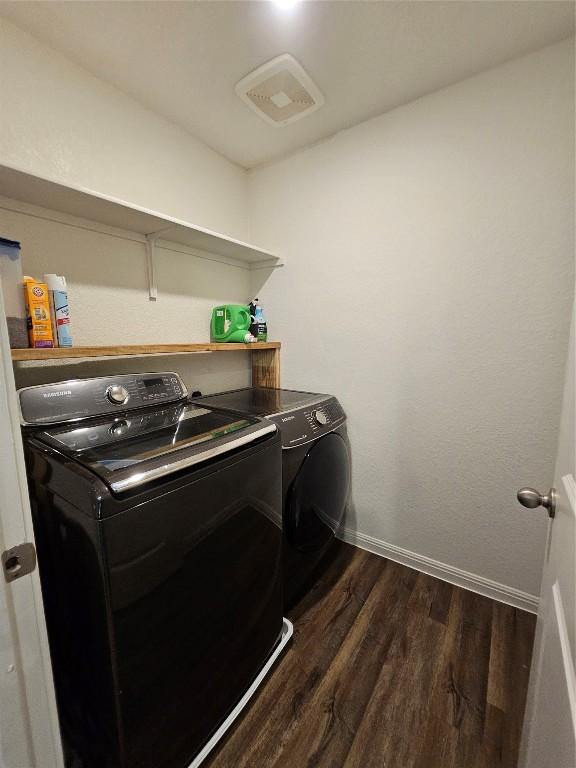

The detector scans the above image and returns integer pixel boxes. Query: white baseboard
[338,526,539,614]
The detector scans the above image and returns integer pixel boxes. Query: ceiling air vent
[235,54,324,127]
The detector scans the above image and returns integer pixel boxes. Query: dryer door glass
[286,433,350,553]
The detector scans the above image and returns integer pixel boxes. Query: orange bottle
[23,277,55,348]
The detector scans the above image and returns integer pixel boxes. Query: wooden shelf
[11,342,281,361]
[11,342,282,388]
[0,164,283,269]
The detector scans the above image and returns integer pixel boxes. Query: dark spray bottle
[249,298,267,342]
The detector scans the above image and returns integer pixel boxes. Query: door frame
[0,283,64,768]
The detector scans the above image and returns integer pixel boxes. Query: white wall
[0,18,249,240]
[249,39,575,598]
[0,18,254,393]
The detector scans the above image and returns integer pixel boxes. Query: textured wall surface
[0,18,250,241]
[0,18,254,394]
[248,40,575,597]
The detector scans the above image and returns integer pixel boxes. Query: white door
[0,285,63,768]
[519,305,576,768]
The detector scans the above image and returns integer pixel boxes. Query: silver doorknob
[517,487,556,518]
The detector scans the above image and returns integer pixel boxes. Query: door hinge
[2,543,37,583]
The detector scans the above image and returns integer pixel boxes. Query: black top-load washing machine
[19,373,291,768]
[192,388,351,609]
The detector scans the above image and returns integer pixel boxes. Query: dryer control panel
[19,372,187,426]
[268,397,346,448]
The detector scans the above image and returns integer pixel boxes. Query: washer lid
[34,401,275,493]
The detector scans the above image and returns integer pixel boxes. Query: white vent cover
[235,54,324,127]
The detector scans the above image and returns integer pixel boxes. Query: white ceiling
[0,1,574,169]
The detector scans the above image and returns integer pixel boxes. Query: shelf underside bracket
[145,228,174,301]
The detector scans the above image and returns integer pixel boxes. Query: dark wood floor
[206,543,536,768]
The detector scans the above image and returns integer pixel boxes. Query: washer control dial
[106,384,130,405]
[314,409,329,426]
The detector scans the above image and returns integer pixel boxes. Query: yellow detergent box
[23,277,55,348]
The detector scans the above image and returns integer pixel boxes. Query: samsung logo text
[42,391,72,398]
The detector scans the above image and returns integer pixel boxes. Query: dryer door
[286,433,350,553]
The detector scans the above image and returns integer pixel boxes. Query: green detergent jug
[210,304,255,343]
